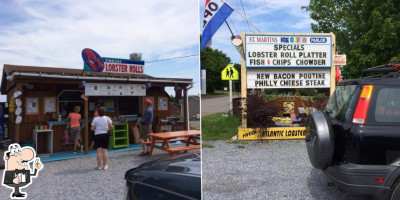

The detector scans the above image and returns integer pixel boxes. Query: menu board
[85,83,146,96]
[26,97,39,115]
[158,97,168,111]
[44,97,56,113]
[245,34,332,68]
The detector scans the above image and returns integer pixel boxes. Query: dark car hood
[125,153,201,179]
[125,153,201,199]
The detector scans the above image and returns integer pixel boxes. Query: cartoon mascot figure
[2,143,43,199]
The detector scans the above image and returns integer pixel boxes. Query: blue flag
[201,0,233,50]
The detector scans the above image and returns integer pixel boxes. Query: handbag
[107,116,113,136]
[107,129,113,137]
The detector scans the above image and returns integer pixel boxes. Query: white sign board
[103,57,145,74]
[247,70,331,89]
[333,55,346,65]
[245,34,332,68]
[85,83,146,96]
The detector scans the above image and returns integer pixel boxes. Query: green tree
[201,47,232,93]
[303,0,400,78]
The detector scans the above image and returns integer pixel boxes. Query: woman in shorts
[91,107,112,170]
[66,106,82,153]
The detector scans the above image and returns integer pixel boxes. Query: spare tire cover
[305,111,334,170]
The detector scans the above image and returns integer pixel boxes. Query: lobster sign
[82,48,145,74]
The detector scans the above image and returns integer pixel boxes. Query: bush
[313,93,328,110]
[263,89,279,95]
[313,93,328,102]
[206,85,215,93]
[245,91,280,128]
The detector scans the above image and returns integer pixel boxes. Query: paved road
[202,95,239,116]
[202,140,365,200]
[0,148,200,200]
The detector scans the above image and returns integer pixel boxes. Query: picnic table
[147,130,200,157]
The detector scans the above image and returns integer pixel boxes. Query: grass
[202,144,215,148]
[202,112,241,141]
[237,145,245,149]
[226,140,240,144]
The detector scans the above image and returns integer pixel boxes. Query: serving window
[118,96,140,116]
[57,90,84,117]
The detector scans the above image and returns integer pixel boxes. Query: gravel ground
[0,148,200,200]
[202,140,365,200]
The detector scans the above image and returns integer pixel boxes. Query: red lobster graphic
[83,49,104,72]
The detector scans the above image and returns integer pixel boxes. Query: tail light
[352,85,373,124]
[375,177,385,183]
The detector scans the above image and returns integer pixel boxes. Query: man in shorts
[139,99,153,156]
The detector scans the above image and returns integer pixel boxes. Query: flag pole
[225,20,235,37]
[221,0,262,32]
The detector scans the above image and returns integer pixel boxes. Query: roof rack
[360,61,400,78]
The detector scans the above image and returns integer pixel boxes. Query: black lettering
[208,2,218,11]
[204,9,213,18]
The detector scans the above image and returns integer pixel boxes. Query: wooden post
[240,31,247,128]
[14,84,22,144]
[330,32,336,96]
[84,98,89,155]
[184,87,188,130]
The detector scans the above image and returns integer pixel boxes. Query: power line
[146,54,199,63]
[239,0,251,32]
[229,17,238,35]
[222,0,261,32]
[263,0,277,32]
[244,0,253,32]
[250,0,259,30]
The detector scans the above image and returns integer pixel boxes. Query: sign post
[229,80,232,111]
[221,64,239,113]
[333,54,346,82]
[238,32,336,139]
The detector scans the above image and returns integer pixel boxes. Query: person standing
[66,106,82,153]
[229,67,234,78]
[91,107,112,170]
[139,99,153,156]
[89,104,101,150]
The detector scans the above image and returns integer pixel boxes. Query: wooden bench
[147,130,201,157]
[166,145,201,152]
[142,138,188,146]
[166,145,201,157]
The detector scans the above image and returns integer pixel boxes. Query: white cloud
[0,0,199,67]
[0,0,200,98]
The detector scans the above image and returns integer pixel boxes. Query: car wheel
[305,111,334,169]
[388,178,400,200]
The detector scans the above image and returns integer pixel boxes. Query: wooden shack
[1,64,193,155]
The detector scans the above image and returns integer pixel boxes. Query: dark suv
[306,66,400,199]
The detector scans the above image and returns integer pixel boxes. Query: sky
[200,0,313,64]
[0,0,200,102]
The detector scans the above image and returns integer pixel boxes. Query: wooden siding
[7,82,172,153]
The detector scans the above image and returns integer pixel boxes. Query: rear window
[325,85,359,121]
[374,88,400,122]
